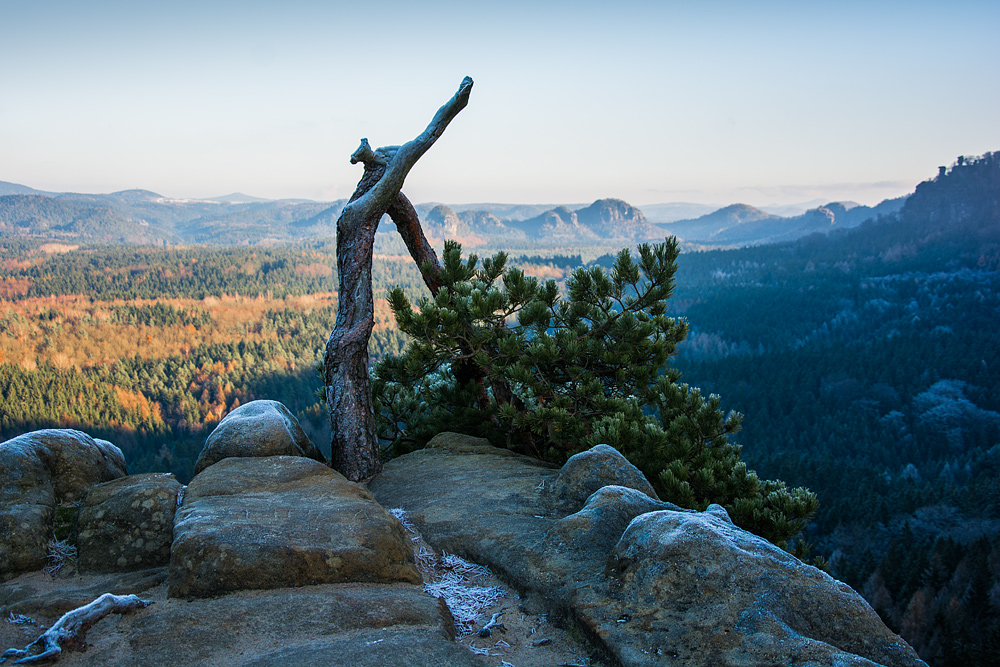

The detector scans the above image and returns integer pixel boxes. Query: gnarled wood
[387,192,444,294]
[1,593,151,664]
[325,77,473,481]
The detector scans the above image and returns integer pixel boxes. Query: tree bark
[325,77,473,481]
[386,192,445,293]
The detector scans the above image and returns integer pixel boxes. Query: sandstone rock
[593,508,925,666]
[531,485,684,603]
[77,473,181,573]
[241,628,488,667]
[370,436,927,667]
[1,430,127,579]
[545,443,659,511]
[0,573,473,667]
[169,456,419,598]
[193,399,325,476]
[426,431,511,455]
[1,568,168,618]
[369,437,560,585]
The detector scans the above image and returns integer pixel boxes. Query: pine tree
[372,239,818,546]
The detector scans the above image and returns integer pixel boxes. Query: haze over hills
[659,197,907,247]
[0,178,917,249]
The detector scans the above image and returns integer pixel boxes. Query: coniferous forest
[1,154,998,665]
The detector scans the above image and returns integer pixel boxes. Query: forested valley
[661,154,1000,665]
[1,154,997,665]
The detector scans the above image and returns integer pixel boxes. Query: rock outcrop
[1,422,927,667]
[602,508,917,666]
[192,399,325,476]
[370,433,927,667]
[169,456,420,598]
[1,430,126,579]
[77,473,181,573]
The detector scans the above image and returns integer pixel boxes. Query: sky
[1,0,998,208]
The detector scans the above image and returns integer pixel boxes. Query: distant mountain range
[0,179,912,248]
[657,198,907,247]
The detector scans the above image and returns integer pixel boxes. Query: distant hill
[0,194,179,244]
[659,198,907,247]
[422,205,468,238]
[457,209,524,237]
[659,204,779,241]
[0,181,52,197]
[0,182,348,245]
[0,177,913,248]
[503,199,662,244]
[448,203,567,221]
[575,199,662,241]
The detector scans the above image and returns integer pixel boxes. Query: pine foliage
[372,238,818,545]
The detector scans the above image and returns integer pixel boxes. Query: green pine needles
[371,238,818,546]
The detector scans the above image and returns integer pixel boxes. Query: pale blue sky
[1,0,997,206]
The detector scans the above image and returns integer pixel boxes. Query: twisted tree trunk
[325,77,473,481]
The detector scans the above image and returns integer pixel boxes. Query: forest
[1,153,997,665]
[662,153,1000,665]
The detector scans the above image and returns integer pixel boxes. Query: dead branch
[1,593,151,664]
[477,611,506,637]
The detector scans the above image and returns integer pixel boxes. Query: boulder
[169,456,420,598]
[77,473,182,573]
[370,436,927,667]
[593,507,925,666]
[193,400,325,476]
[545,443,659,511]
[1,430,126,579]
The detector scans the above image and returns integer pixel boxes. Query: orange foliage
[294,263,334,278]
[113,385,161,425]
[0,278,31,298]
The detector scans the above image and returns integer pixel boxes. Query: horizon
[2,1,997,208]
[0,176,910,217]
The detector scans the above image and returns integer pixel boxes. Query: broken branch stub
[324,77,473,482]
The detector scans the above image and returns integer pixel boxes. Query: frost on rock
[388,507,419,542]
[390,508,506,636]
[423,553,506,636]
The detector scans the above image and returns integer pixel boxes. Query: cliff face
[0,410,926,666]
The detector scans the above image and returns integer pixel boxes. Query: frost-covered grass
[389,508,506,636]
[43,537,76,576]
[5,613,35,625]
[423,555,506,635]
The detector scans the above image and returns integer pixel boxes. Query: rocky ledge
[1,403,926,666]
